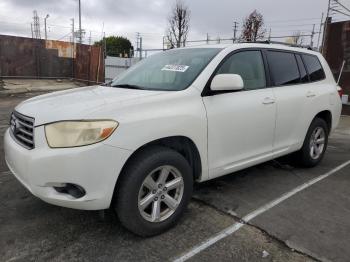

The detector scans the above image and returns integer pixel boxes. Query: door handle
[262,97,275,105]
[306,91,316,98]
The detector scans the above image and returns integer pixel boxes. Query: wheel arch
[315,110,332,132]
[112,136,202,203]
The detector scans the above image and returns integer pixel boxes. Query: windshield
[111,48,222,91]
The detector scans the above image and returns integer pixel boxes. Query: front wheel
[114,146,193,237]
[296,118,329,167]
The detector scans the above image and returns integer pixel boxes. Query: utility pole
[139,37,143,59]
[103,32,107,58]
[78,0,82,44]
[71,18,75,43]
[44,14,49,41]
[310,24,316,48]
[317,13,324,50]
[30,23,34,38]
[268,28,272,41]
[233,21,239,43]
[136,32,140,57]
[321,0,332,54]
[206,33,209,44]
[71,18,75,78]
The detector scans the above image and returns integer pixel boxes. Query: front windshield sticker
[161,64,189,73]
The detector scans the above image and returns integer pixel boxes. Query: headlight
[45,120,118,148]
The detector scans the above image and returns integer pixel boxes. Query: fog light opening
[54,183,86,199]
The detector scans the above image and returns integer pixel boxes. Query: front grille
[10,111,35,150]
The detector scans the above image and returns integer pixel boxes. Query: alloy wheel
[309,127,326,160]
[138,165,184,223]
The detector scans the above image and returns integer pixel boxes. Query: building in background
[323,20,350,96]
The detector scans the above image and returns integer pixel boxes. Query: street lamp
[44,14,49,41]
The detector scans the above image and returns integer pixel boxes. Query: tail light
[337,86,343,98]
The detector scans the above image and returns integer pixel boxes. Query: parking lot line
[173,160,350,262]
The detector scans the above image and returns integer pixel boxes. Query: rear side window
[302,55,326,82]
[296,55,309,83]
[267,51,300,86]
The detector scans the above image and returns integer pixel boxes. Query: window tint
[302,54,326,82]
[216,51,266,90]
[267,51,300,86]
[296,54,309,83]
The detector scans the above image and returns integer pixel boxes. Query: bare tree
[166,0,190,48]
[290,31,304,45]
[240,10,266,42]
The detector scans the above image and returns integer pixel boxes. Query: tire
[114,146,193,237]
[295,117,329,168]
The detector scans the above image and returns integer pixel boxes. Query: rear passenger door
[266,50,319,153]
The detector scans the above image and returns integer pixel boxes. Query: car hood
[15,85,167,126]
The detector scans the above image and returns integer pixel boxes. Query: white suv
[4,43,342,236]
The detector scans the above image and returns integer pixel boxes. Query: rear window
[267,51,300,86]
[302,55,326,82]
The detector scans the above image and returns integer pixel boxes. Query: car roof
[183,43,321,56]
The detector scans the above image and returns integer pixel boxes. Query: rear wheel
[114,146,193,236]
[296,118,329,167]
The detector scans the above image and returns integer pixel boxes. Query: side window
[302,54,326,82]
[267,51,300,86]
[296,54,309,83]
[216,51,266,90]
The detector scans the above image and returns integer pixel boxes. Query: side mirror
[210,74,244,91]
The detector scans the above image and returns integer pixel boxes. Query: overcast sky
[0,0,348,49]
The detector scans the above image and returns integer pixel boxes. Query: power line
[265,23,319,28]
[330,8,350,17]
[0,20,31,25]
[57,31,72,41]
[333,0,350,13]
[266,17,321,23]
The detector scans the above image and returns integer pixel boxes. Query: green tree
[95,36,134,57]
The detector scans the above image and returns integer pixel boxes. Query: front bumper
[4,127,132,210]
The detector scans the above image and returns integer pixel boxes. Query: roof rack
[238,40,317,51]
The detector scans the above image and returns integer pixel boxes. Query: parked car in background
[4,43,342,236]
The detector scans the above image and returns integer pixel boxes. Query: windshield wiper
[111,84,144,90]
